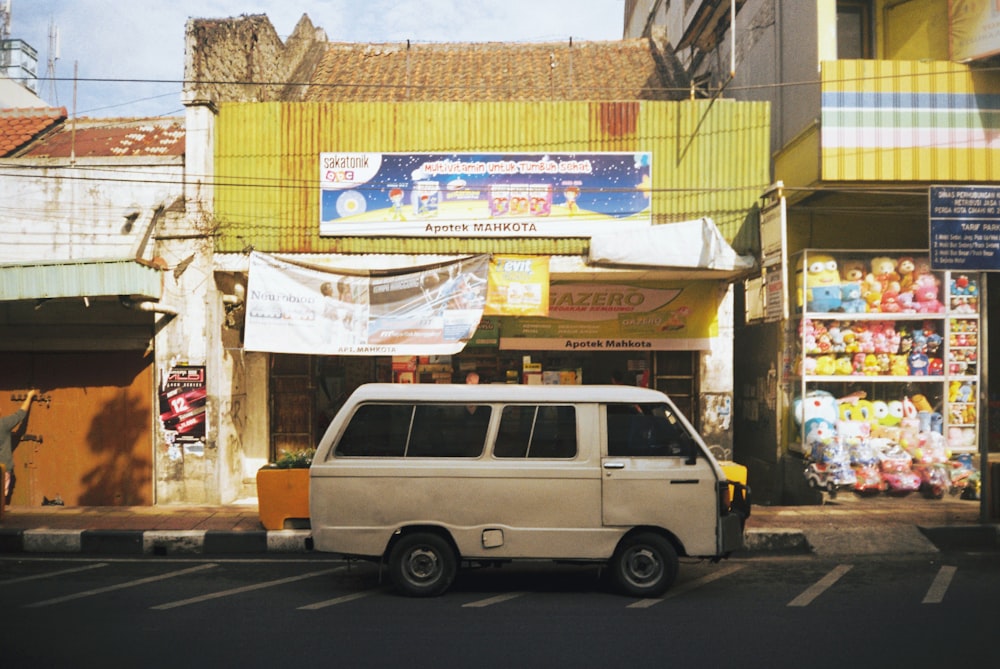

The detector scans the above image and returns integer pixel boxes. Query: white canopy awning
[587,218,756,280]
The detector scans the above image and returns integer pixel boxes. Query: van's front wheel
[610,533,678,598]
[388,533,457,597]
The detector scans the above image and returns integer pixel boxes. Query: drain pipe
[119,296,180,316]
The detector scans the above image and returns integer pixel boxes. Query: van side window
[607,403,696,458]
[334,402,489,458]
[408,403,490,457]
[335,403,410,457]
[494,405,577,459]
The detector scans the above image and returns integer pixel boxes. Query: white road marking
[25,564,218,608]
[463,592,528,608]
[299,587,388,610]
[922,565,957,604]
[2,562,108,585]
[151,566,345,610]
[788,564,853,607]
[628,564,745,608]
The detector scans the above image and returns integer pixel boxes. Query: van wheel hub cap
[406,548,439,580]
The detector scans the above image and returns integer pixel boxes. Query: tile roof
[304,38,689,102]
[0,107,67,156]
[17,117,185,158]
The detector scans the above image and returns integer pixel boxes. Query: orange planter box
[256,467,310,530]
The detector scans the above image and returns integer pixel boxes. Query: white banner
[244,252,489,355]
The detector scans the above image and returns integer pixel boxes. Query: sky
[6,0,626,118]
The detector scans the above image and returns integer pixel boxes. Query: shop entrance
[267,351,702,458]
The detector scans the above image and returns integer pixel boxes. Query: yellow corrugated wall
[822,60,1000,182]
[214,100,770,254]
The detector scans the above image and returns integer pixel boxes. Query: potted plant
[256,448,314,530]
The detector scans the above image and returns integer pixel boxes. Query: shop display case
[785,250,982,498]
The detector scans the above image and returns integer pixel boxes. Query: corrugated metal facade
[0,258,163,301]
[821,59,1000,182]
[214,100,770,254]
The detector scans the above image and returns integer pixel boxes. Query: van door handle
[603,462,626,469]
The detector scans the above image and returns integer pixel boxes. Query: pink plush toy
[913,274,943,313]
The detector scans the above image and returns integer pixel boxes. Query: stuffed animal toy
[896,256,916,292]
[840,258,866,283]
[913,274,943,313]
[840,281,867,312]
[801,254,842,311]
[890,354,909,376]
[794,390,840,436]
[868,256,900,293]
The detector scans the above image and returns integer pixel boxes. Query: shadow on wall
[80,392,152,506]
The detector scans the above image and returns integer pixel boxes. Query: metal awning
[0,257,163,301]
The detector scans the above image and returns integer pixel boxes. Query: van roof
[347,383,672,404]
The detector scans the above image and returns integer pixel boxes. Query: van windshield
[606,403,698,458]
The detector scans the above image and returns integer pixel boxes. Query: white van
[310,383,749,597]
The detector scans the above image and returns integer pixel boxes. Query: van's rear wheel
[388,533,457,597]
[610,533,678,598]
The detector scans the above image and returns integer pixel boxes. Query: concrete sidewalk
[0,494,996,556]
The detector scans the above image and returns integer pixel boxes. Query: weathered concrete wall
[183,14,329,104]
[0,157,183,263]
[700,284,734,459]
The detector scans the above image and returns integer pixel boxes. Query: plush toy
[799,355,817,376]
[802,254,842,312]
[884,400,904,426]
[908,349,929,375]
[890,354,909,376]
[840,281,867,312]
[828,322,845,352]
[815,354,836,376]
[913,274,943,313]
[840,258,866,283]
[868,256,901,293]
[896,256,916,292]
[793,390,840,434]
[911,394,933,413]
[799,318,817,353]
[876,353,890,374]
[862,279,883,313]
[834,356,853,375]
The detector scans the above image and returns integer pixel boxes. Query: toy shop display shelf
[786,249,983,492]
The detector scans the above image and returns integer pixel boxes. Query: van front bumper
[721,481,751,553]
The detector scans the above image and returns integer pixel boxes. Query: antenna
[46,17,59,103]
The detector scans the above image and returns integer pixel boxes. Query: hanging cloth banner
[499,282,721,351]
[484,255,550,316]
[244,252,490,355]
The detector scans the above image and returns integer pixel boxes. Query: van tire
[388,533,457,597]
[610,533,678,598]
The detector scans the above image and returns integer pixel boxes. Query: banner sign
[245,252,490,355]
[319,152,652,237]
[159,365,207,458]
[485,255,550,316]
[930,185,1000,271]
[499,282,720,351]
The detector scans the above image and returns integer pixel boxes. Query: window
[607,403,698,458]
[494,405,577,459]
[333,403,489,458]
[837,1,872,59]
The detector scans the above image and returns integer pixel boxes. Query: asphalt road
[1,551,997,668]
